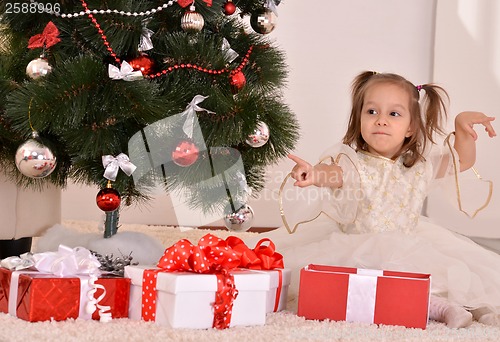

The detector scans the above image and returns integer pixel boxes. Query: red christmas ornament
[128,55,155,75]
[223,1,236,15]
[230,71,246,93]
[28,21,61,49]
[172,140,199,167]
[96,184,121,212]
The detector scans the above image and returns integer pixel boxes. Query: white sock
[428,295,472,328]
[471,307,500,326]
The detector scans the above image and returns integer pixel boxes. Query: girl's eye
[368,109,377,115]
[390,111,401,117]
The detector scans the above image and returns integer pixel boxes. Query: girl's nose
[375,115,388,126]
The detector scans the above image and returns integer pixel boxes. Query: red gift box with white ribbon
[297,264,431,329]
[0,245,130,322]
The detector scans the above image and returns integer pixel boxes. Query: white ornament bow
[138,27,154,51]
[108,61,143,81]
[222,38,239,63]
[266,0,280,16]
[181,95,215,138]
[102,153,137,181]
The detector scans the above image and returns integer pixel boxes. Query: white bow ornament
[102,153,137,181]
[108,61,143,81]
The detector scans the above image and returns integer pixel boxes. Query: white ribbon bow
[181,95,215,138]
[265,0,280,16]
[102,153,137,181]
[108,61,143,81]
[138,27,154,52]
[222,38,239,63]
[33,245,101,277]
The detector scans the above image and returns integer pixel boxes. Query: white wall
[426,0,500,238]
[62,0,438,227]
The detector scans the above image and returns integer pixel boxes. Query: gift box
[297,264,431,329]
[125,265,270,329]
[254,268,291,313]
[0,267,130,322]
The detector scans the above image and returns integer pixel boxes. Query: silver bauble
[181,9,204,33]
[26,57,52,79]
[246,121,270,148]
[223,204,254,232]
[15,134,57,178]
[250,8,277,34]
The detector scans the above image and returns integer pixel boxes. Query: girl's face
[360,82,413,159]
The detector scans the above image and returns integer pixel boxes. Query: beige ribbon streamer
[279,153,360,234]
[444,132,493,218]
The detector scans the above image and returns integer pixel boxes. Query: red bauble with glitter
[128,55,155,75]
[230,71,246,93]
[172,140,199,167]
[223,1,236,15]
[96,187,121,212]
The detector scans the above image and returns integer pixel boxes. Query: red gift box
[297,264,431,329]
[0,267,130,322]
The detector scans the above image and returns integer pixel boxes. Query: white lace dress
[249,144,500,313]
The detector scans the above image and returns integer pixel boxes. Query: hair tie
[416,85,423,91]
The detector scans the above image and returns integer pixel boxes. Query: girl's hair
[342,71,449,167]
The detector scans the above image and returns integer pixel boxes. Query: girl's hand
[288,154,315,187]
[455,111,496,140]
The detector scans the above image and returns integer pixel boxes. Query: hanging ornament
[223,0,236,15]
[181,5,205,33]
[172,140,199,167]
[250,8,277,34]
[230,71,246,94]
[15,131,57,178]
[26,56,53,79]
[96,181,121,212]
[128,54,155,75]
[108,61,144,81]
[138,19,154,52]
[223,204,254,232]
[246,121,270,148]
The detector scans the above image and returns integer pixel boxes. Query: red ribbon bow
[28,21,61,49]
[178,0,212,8]
[226,236,284,270]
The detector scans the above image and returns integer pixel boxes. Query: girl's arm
[454,111,496,171]
[288,154,343,188]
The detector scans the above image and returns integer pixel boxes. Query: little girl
[258,71,499,328]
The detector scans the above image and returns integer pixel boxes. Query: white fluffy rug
[1,220,499,342]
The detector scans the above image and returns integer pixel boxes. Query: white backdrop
[426,0,500,238]
[62,0,438,227]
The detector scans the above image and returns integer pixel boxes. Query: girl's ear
[405,122,415,138]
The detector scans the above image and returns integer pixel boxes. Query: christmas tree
[0,0,298,236]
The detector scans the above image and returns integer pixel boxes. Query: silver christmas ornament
[181,6,204,33]
[223,204,254,232]
[15,132,57,178]
[250,8,277,34]
[26,57,52,79]
[246,121,270,148]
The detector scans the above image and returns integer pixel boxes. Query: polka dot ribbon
[141,234,241,329]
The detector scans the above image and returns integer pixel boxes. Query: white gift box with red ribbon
[297,264,431,329]
[124,265,270,329]
[252,268,291,313]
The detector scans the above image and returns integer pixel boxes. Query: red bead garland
[80,0,121,64]
[78,2,256,84]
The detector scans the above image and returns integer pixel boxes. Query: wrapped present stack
[0,245,130,322]
[125,234,291,329]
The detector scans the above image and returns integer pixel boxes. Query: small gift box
[297,264,431,329]
[125,265,269,329]
[124,233,286,329]
[0,246,130,322]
